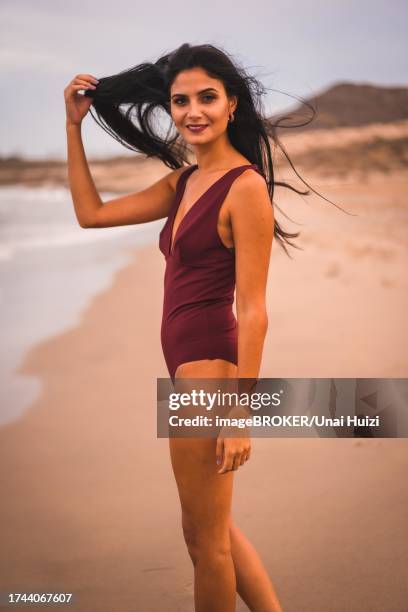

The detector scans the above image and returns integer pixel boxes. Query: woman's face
[170,67,237,145]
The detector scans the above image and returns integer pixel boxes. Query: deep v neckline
[168,163,257,256]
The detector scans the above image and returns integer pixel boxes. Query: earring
[229,112,235,123]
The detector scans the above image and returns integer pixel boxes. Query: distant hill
[269,82,408,131]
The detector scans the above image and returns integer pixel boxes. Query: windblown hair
[84,42,343,256]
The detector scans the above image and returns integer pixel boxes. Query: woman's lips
[187,125,208,133]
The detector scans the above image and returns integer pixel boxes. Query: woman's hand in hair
[64,74,99,126]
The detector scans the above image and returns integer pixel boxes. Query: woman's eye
[173,95,215,105]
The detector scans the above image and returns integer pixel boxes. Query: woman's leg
[169,434,236,612]
[229,517,284,612]
[169,358,283,611]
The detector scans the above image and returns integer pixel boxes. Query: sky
[1,0,407,159]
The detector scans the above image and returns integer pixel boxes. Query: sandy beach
[1,163,408,611]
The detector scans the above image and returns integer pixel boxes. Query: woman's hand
[64,73,99,126]
[216,406,252,474]
[216,435,252,474]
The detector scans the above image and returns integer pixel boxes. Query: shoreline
[12,241,168,424]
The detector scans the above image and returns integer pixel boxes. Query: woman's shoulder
[165,164,196,194]
[232,164,268,193]
[225,164,270,213]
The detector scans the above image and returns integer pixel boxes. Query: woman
[64,42,325,612]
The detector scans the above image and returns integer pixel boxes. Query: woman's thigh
[174,358,237,380]
[169,359,237,545]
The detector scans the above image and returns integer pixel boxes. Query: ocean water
[0,185,164,426]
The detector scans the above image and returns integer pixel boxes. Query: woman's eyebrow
[171,88,218,99]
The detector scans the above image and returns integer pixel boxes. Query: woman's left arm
[233,170,274,380]
[216,171,274,474]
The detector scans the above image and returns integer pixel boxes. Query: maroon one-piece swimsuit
[159,163,264,382]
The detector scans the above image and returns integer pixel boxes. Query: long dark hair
[84,42,346,256]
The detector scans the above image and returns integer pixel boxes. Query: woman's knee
[182,514,231,565]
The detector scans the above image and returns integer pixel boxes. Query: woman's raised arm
[64,73,182,229]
